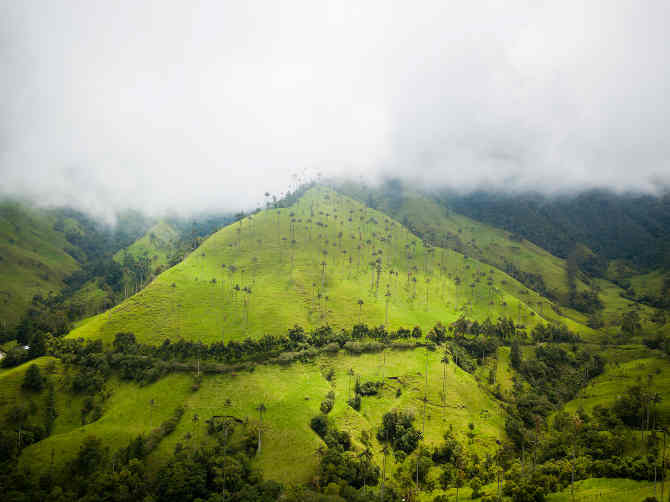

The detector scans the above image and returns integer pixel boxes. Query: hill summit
[70,186,586,345]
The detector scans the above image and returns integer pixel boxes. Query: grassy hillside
[68,187,595,345]
[629,269,668,298]
[546,478,658,501]
[563,349,670,424]
[338,183,670,338]
[113,220,179,270]
[4,187,669,501]
[15,348,505,485]
[0,202,80,329]
[337,183,583,299]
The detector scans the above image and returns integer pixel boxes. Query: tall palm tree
[357,299,364,323]
[347,368,355,400]
[381,444,389,502]
[358,448,373,494]
[221,417,234,501]
[256,403,267,455]
[441,353,449,419]
[192,413,199,442]
[384,288,391,325]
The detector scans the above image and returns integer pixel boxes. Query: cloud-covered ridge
[2,1,669,219]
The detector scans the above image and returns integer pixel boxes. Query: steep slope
[446,189,670,269]
[69,186,594,345]
[563,346,670,423]
[337,183,668,335]
[15,348,505,485]
[0,202,80,329]
[335,182,593,300]
[113,220,179,271]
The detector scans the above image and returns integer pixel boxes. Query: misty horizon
[2,1,670,221]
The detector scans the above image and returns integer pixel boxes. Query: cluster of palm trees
[212,185,535,342]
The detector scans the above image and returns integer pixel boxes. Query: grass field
[564,351,670,424]
[0,201,80,328]
[113,220,179,269]
[416,477,661,501]
[67,187,595,345]
[339,185,670,337]
[15,346,507,484]
[387,194,578,300]
[338,184,597,302]
[4,187,669,497]
[546,477,659,501]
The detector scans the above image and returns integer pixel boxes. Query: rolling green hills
[10,347,505,486]
[336,183,581,300]
[68,186,594,345]
[0,202,80,329]
[3,185,669,502]
[113,220,179,271]
[338,183,670,339]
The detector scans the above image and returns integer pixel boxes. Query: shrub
[22,364,45,392]
[356,380,382,396]
[320,397,334,414]
[347,394,361,411]
[310,415,329,437]
[323,342,340,353]
[377,410,421,454]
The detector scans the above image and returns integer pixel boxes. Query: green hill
[0,202,80,330]
[3,186,669,501]
[563,347,670,424]
[113,220,179,271]
[336,183,580,300]
[337,183,670,338]
[68,186,593,345]
[9,347,505,486]
[545,478,658,502]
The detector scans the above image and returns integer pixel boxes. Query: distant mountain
[442,189,670,271]
[2,184,669,501]
[0,201,80,330]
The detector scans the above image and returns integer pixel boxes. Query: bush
[22,364,45,391]
[320,397,334,414]
[323,342,340,353]
[377,410,421,454]
[2,346,29,368]
[310,415,329,437]
[356,380,382,396]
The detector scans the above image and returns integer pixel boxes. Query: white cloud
[2,0,669,219]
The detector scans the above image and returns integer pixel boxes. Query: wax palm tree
[441,353,450,419]
[256,403,267,455]
[192,413,199,442]
[347,368,355,400]
[357,299,364,323]
[320,260,327,287]
[358,448,373,494]
[381,444,389,501]
[384,288,391,325]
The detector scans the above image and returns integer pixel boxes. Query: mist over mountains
[3,1,670,220]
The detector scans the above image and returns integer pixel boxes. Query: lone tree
[256,402,267,455]
[22,364,45,392]
[441,353,450,416]
[357,299,364,323]
[385,288,392,325]
[510,339,522,370]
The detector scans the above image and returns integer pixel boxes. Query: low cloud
[2,1,669,220]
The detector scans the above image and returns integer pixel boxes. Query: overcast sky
[2,1,669,220]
